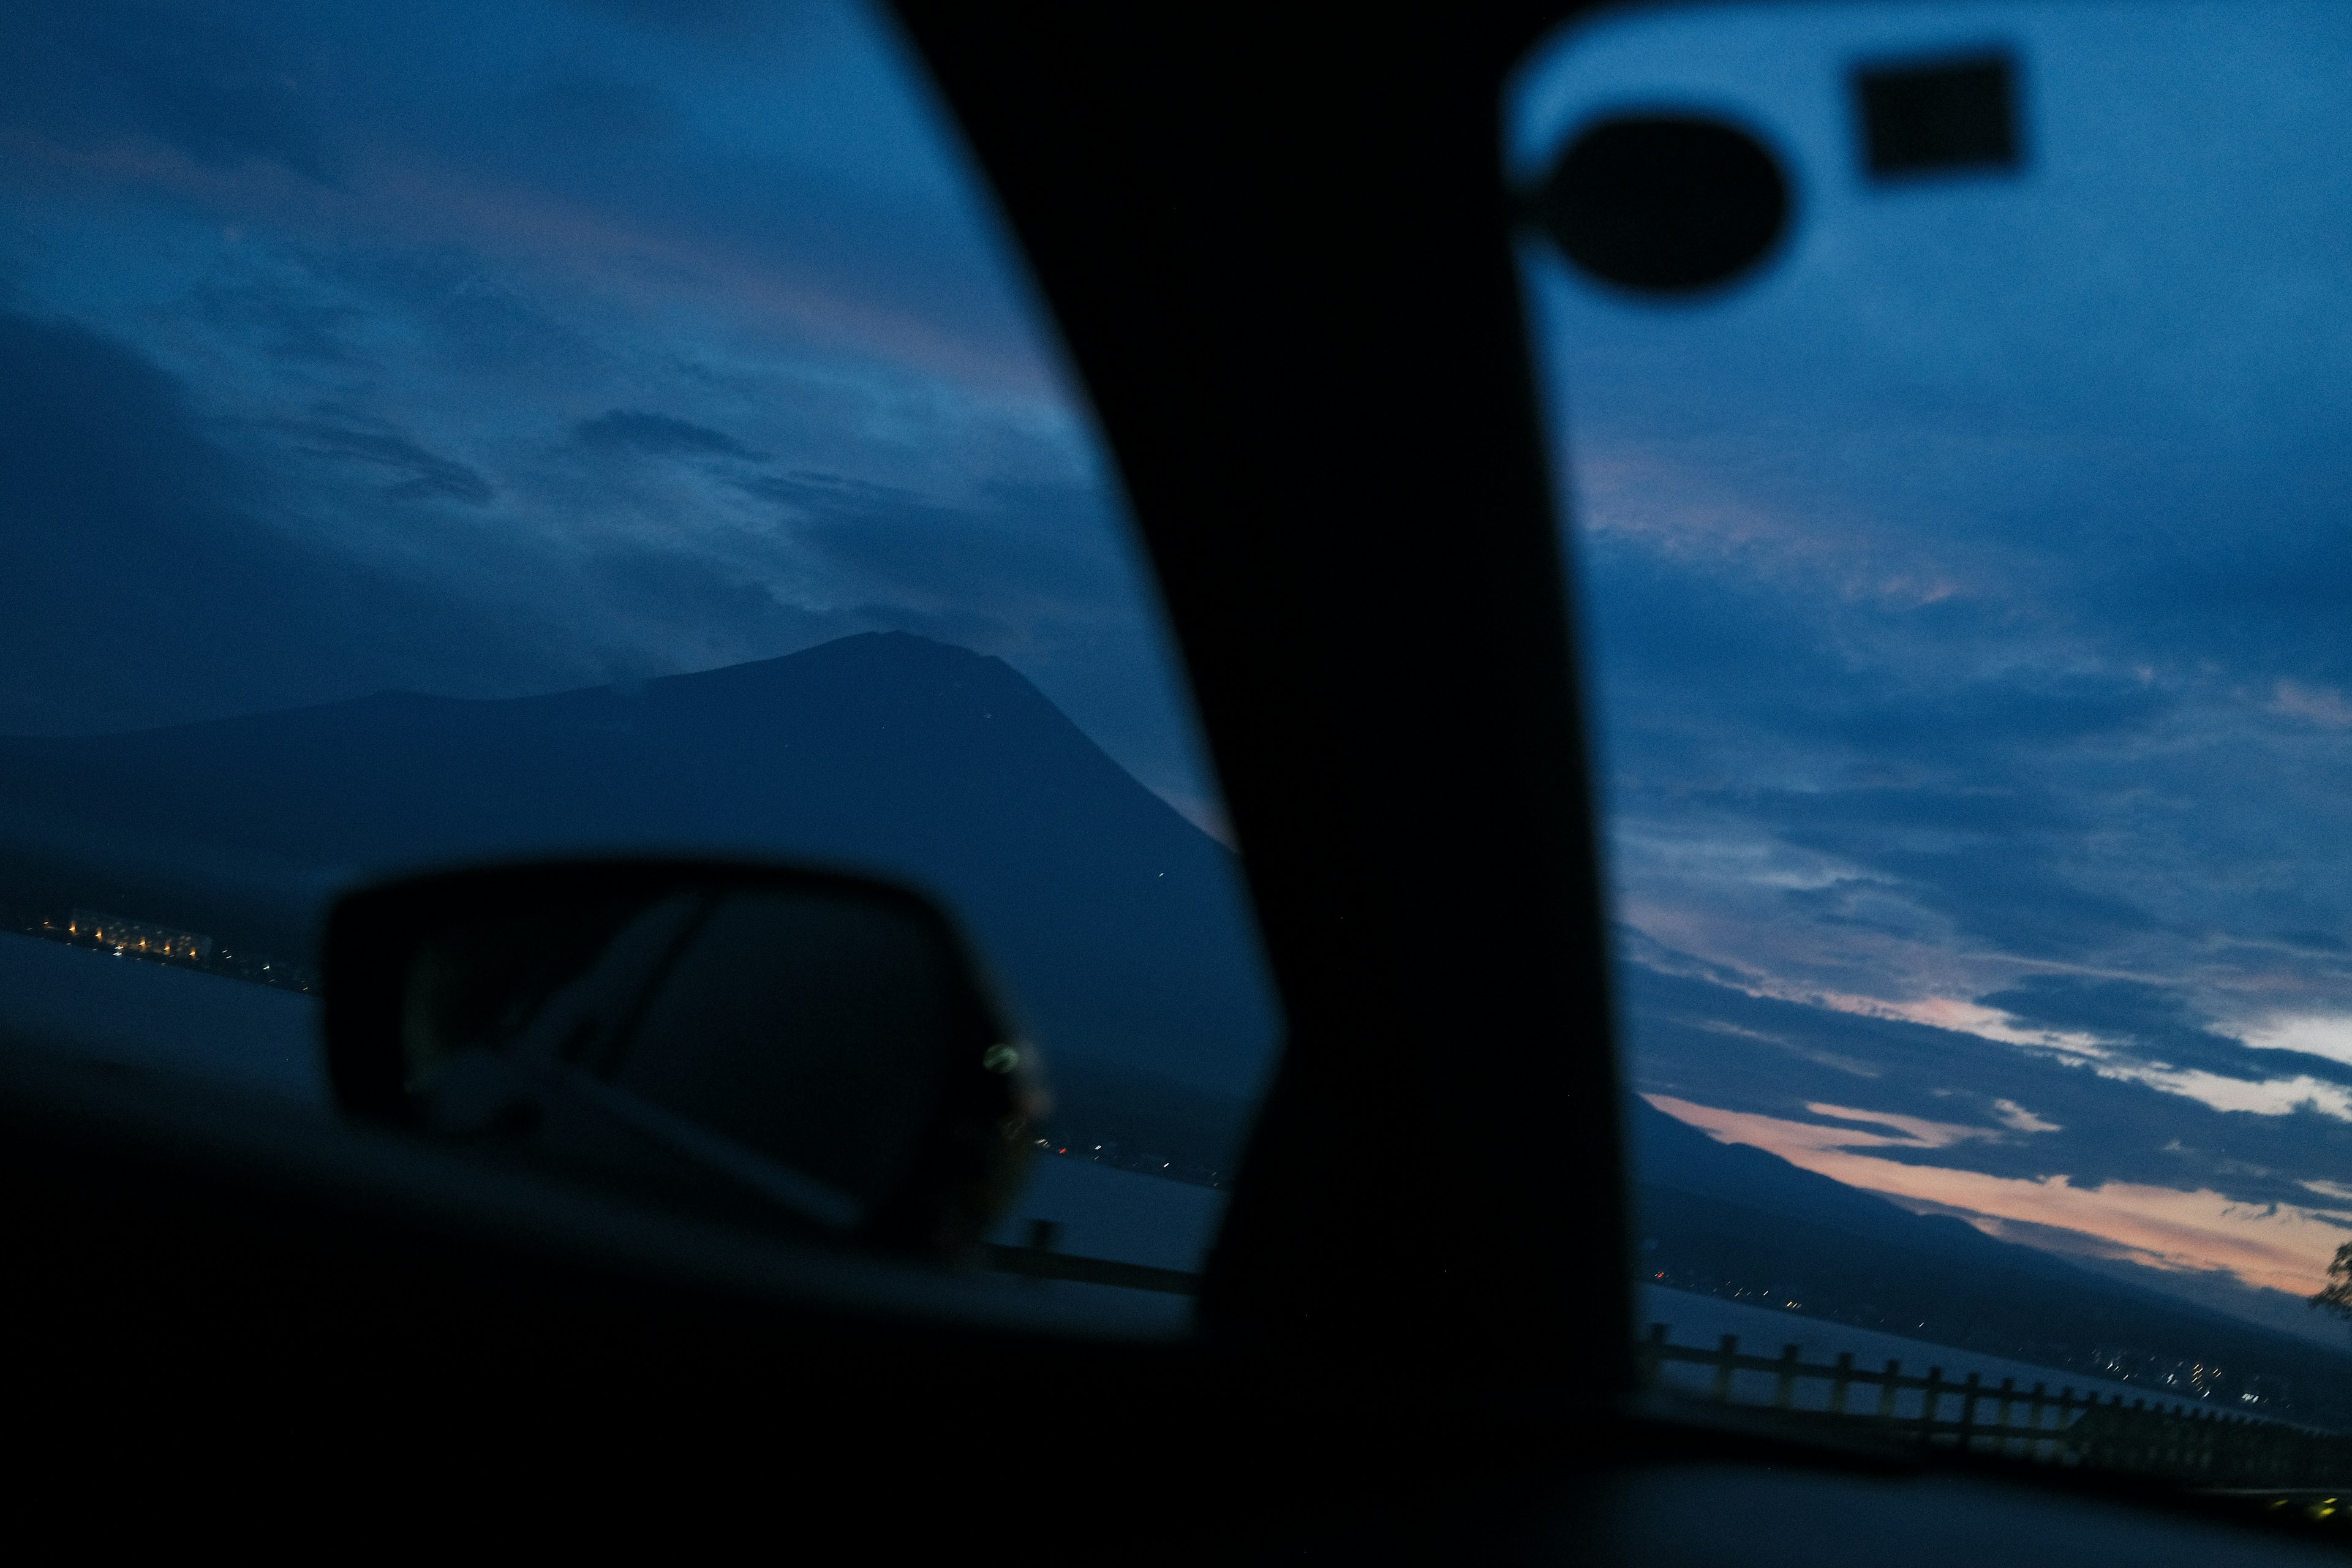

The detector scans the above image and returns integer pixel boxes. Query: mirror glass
[332,864,1038,1256]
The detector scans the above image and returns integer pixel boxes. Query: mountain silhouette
[6,633,2343,1417]
[0,632,1281,1100]
[1629,1096,2352,1424]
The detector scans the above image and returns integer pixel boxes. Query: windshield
[1513,0,2352,1490]
[0,0,1278,1310]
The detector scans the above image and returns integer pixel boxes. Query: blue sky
[0,0,1223,827]
[1517,1,2352,1321]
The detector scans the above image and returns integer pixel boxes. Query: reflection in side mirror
[322,861,1044,1259]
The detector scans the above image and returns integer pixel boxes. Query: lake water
[0,930,324,1103]
[0,933,2290,1384]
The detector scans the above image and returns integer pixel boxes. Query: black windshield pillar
[890,1,1629,1396]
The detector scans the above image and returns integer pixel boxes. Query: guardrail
[979,1242,1199,1295]
[1642,1323,2351,1487]
[960,1259,2350,1486]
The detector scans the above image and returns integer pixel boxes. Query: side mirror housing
[321,859,1043,1259]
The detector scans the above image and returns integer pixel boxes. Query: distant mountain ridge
[1629,1097,2352,1425]
[0,632,1281,1099]
[6,632,2344,1419]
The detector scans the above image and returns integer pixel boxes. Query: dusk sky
[0,0,1221,826]
[1517,2,2352,1320]
[13,0,2352,1332]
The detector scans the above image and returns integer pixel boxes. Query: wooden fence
[1641,1322,2352,1487]
[966,1256,2349,1487]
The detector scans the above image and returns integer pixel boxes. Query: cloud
[578,0,782,34]
[1618,960,2352,1216]
[189,281,364,365]
[575,409,761,461]
[1525,4,2352,1333]
[2090,1066,2352,1123]
[0,0,1226,900]
[1798,1101,2008,1149]
[513,75,684,148]
[2,3,341,182]
[1992,1099,2062,1134]
[1646,1092,2349,1297]
[0,312,567,734]
[2236,1013,2352,1070]
[287,421,494,503]
[1692,1017,1884,1078]
[748,470,1134,631]
[2271,679,2352,729]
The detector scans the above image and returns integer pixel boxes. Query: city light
[16,907,314,992]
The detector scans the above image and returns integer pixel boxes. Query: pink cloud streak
[1646,1092,2350,1298]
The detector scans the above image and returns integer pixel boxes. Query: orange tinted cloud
[1646,1093,2351,1297]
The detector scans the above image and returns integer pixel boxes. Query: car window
[1512,0,2352,1487]
[0,0,1278,1303]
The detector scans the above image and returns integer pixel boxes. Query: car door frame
[887,0,1632,1392]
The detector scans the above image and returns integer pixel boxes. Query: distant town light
[71,909,211,963]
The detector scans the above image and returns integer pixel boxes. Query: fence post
[1920,1366,1946,1447]
[1642,1323,1668,1389]
[1830,1351,1855,1416]
[2027,1383,2048,1461]
[2084,1394,2116,1471]
[1713,1334,1739,1404]
[1996,1376,2016,1454]
[1876,1360,1902,1421]
[1958,1372,1981,1453]
[1774,1344,1801,1410]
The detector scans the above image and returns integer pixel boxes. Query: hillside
[1630,1097,2352,1426]
[0,633,1282,1100]
[6,632,2342,1421]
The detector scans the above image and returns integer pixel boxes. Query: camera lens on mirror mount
[1529,115,1790,295]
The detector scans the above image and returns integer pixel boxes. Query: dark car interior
[0,0,2343,1555]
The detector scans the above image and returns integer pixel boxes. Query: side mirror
[321,860,1044,1259]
